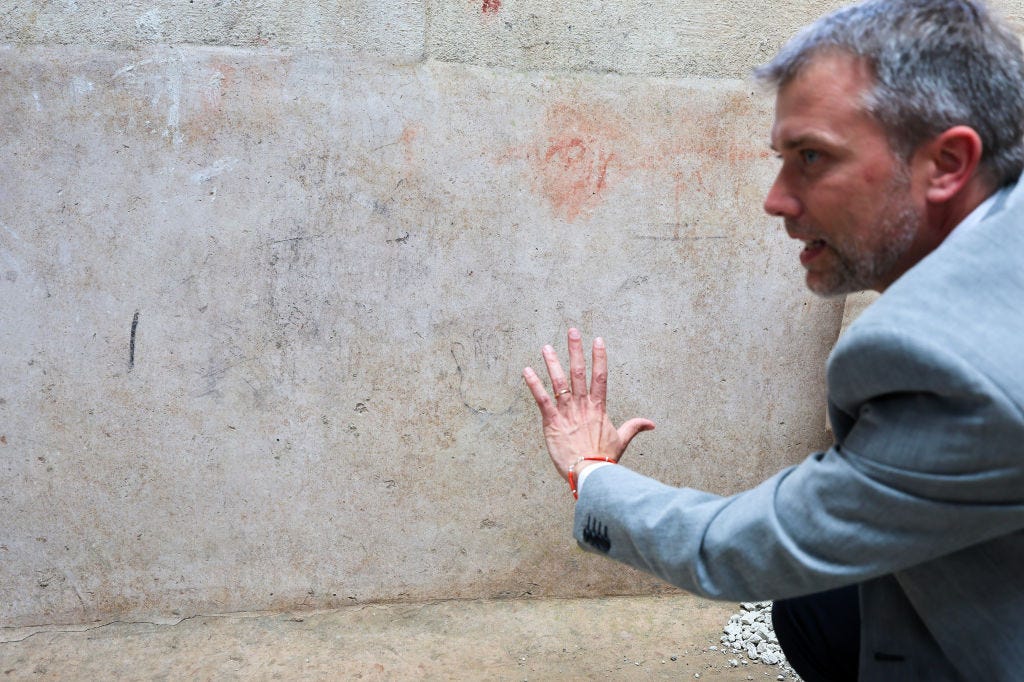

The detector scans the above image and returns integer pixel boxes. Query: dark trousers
[771,585,861,682]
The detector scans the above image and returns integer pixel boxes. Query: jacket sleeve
[574,324,1024,601]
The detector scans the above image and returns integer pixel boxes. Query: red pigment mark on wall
[497,89,773,225]
[400,122,425,167]
[401,124,419,146]
[482,0,501,13]
[529,103,624,222]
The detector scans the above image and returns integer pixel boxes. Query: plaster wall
[0,0,990,627]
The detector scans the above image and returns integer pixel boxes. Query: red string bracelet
[567,456,617,499]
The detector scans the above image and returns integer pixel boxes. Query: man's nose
[763,173,801,218]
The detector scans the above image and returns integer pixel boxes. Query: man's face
[764,52,925,295]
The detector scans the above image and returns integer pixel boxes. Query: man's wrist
[567,456,616,499]
[575,461,614,496]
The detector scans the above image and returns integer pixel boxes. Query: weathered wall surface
[3,0,979,627]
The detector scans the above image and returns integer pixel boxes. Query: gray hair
[755,0,1024,188]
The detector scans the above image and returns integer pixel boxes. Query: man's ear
[921,125,983,204]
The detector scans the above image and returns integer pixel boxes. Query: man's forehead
[776,53,875,107]
[768,53,879,147]
[775,48,876,93]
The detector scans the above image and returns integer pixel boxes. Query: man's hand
[523,328,655,481]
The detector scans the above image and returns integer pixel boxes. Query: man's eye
[800,149,821,164]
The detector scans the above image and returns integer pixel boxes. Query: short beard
[809,170,919,297]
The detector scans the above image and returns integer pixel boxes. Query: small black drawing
[129,310,140,370]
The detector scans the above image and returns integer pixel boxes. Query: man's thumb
[617,418,656,452]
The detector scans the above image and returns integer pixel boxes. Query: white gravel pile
[720,601,800,679]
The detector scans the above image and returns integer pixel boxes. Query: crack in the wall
[423,0,432,63]
[0,609,285,645]
[0,596,549,645]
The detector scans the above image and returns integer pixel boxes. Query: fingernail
[543,345,554,353]
[568,329,580,340]
[594,337,604,348]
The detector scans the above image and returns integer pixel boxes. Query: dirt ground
[0,594,796,680]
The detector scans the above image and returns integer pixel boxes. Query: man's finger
[616,418,656,453]
[542,344,571,400]
[523,367,559,421]
[590,336,608,405]
[567,328,588,397]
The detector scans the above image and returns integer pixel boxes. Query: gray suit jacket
[575,179,1024,680]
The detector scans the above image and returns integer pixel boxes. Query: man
[522,1,1024,679]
